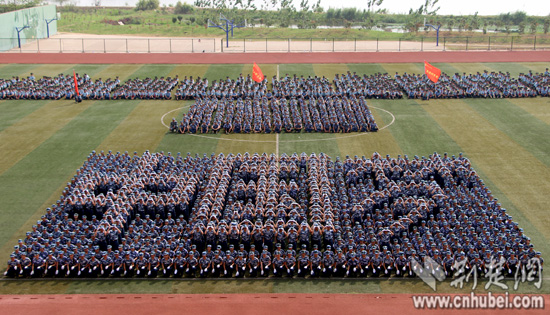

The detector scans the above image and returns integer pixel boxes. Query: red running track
[0,293,547,315]
[0,51,549,64]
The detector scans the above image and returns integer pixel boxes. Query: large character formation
[5,151,542,279]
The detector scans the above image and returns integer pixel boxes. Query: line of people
[5,151,541,279]
[0,74,177,101]
[111,76,178,100]
[396,69,550,100]
[171,95,378,134]
[2,69,548,101]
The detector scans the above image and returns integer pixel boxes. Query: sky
[69,0,550,16]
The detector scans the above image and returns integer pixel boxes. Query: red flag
[252,62,264,83]
[73,70,80,96]
[424,61,441,83]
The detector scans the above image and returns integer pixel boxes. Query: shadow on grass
[1,276,548,295]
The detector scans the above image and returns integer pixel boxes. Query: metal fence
[221,35,550,52]
[3,35,550,53]
[1,37,219,53]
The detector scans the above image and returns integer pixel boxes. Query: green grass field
[0,62,549,295]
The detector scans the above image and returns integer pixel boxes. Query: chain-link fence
[3,35,550,53]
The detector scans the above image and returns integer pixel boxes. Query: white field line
[161,106,395,143]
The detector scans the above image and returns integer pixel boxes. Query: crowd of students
[396,70,549,100]
[5,151,541,279]
[1,69,547,101]
[0,73,109,100]
[0,74,177,101]
[518,70,550,96]
[172,95,378,134]
[111,76,178,100]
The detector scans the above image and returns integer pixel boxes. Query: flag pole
[73,70,81,103]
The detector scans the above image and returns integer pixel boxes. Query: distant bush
[380,16,397,24]
[174,1,194,14]
[135,0,159,11]
[342,8,357,21]
[58,4,79,13]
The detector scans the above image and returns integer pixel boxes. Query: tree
[177,15,183,23]
[446,18,454,32]
[278,0,295,27]
[494,20,504,32]
[326,8,335,20]
[172,17,177,23]
[404,0,438,33]
[469,11,479,30]
[416,0,440,15]
[135,0,159,11]
[194,0,211,7]
[543,19,550,34]
[510,11,527,24]
[518,21,525,34]
[530,20,538,34]
[342,8,356,21]
[312,0,323,13]
[174,1,195,14]
[499,11,526,25]
[367,0,384,13]
[457,17,466,32]
[299,0,309,12]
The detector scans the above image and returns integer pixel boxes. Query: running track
[0,50,549,64]
[0,293,547,315]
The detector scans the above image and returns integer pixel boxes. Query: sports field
[0,61,549,301]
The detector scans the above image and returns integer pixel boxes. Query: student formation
[1,69,549,134]
[5,151,542,279]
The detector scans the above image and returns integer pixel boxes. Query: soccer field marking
[160,105,192,128]
[371,106,396,131]
[276,132,279,157]
[160,106,395,143]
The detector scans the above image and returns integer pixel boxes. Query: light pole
[45,17,58,38]
[16,25,30,48]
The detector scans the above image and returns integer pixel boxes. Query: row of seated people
[2,69,548,101]
[171,96,378,134]
[5,151,542,278]
[396,70,550,100]
[0,74,176,100]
